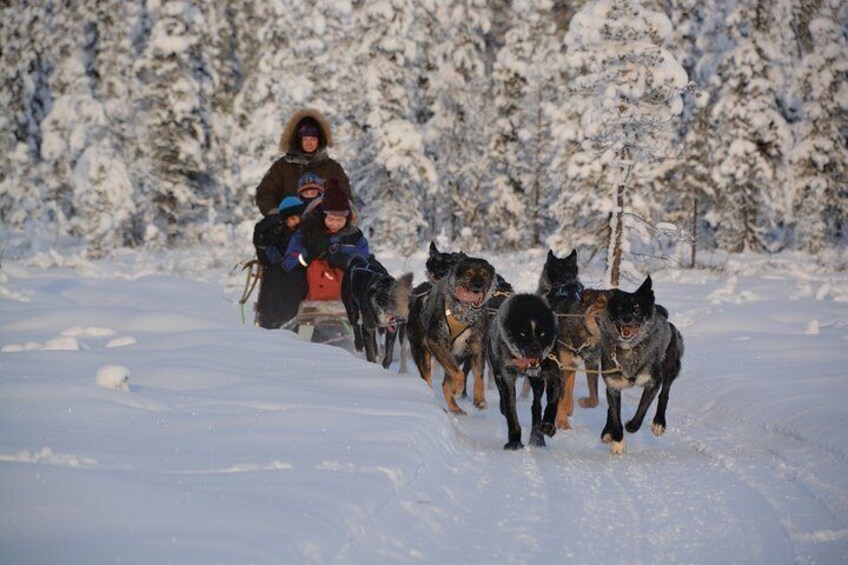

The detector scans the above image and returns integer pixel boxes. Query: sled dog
[407,254,495,414]
[342,255,413,369]
[598,276,684,454]
[488,293,560,449]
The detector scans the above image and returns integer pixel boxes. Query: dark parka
[255,109,352,216]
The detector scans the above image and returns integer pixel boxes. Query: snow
[1,249,847,563]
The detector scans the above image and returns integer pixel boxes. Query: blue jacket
[284,222,369,272]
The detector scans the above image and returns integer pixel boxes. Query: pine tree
[425,0,492,250]
[0,2,51,246]
[134,0,220,246]
[353,0,437,255]
[709,3,791,253]
[563,0,688,286]
[488,0,562,250]
[789,7,848,251]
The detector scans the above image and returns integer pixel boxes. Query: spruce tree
[709,3,791,253]
[563,0,688,286]
[789,9,848,251]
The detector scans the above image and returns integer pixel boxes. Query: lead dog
[488,293,560,449]
[342,255,413,369]
[407,254,495,414]
[598,276,684,454]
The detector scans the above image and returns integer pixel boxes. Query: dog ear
[429,241,438,256]
[547,249,556,262]
[635,276,654,305]
[593,292,608,309]
[567,249,577,262]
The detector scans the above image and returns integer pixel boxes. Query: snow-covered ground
[1,249,847,564]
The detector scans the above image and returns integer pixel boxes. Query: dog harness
[444,305,471,343]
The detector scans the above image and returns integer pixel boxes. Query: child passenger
[284,178,369,301]
[253,196,308,328]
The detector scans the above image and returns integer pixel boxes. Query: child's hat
[322,178,351,217]
[278,195,307,218]
[297,119,321,139]
[297,172,325,196]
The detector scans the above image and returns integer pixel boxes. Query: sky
[1,247,847,564]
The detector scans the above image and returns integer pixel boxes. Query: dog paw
[610,440,626,455]
[473,397,488,410]
[540,422,557,437]
[625,420,642,433]
[651,422,666,436]
[448,405,467,416]
[578,396,599,409]
[503,440,524,450]
[529,431,546,447]
[556,417,572,431]
[601,432,612,443]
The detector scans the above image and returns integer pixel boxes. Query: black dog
[342,255,413,369]
[488,293,560,449]
[407,254,495,414]
[536,249,581,303]
[598,276,684,454]
[527,249,585,418]
[409,242,466,324]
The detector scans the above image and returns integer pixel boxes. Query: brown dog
[551,289,610,429]
[407,255,496,414]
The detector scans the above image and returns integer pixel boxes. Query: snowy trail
[1,261,847,563]
[340,381,801,564]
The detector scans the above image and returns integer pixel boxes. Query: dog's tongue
[620,325,640,339]
[512,357,540,370]
[455,287,485,307]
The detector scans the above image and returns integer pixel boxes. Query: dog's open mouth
[512,357,540,371]
[383,314,398,333]
[617,324,641,340]
[455,286,486,308]
[512,357,541,374]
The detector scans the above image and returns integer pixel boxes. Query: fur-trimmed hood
[279,108,334,153]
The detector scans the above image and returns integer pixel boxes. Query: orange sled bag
[305,259,344,301]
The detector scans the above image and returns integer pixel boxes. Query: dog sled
[235,257,357,352]
[282,299,357,352]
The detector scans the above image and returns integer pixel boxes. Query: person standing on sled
[255,108,352,217]
[253,196,308,328]
[253,108,351,328]
[284,179,369,302]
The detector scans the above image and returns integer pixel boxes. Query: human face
[324,213,347,233]
[299,188,320,200]
[285,215,300,230]
[300,136,319,154]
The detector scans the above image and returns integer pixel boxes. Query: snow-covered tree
[709,4,792,253]
[563,0,689,286]
[425,0,492,250]
[0,3,51,247]
[353,0,437,255]
[788,10,848,251]
[134,0,219,245]
[487,0,562,250]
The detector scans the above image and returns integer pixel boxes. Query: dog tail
[393,273,414,319]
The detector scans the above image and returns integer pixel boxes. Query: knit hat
[297,120,321,140]
[321,178,351,217]
[297,173,325,197]
[278,195,307,218]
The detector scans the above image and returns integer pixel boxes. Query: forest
[0,0,845,263]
